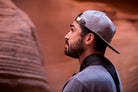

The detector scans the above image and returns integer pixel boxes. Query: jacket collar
[80,54,106,71]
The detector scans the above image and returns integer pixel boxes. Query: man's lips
[65,43,68,48]
[65,40,69,49]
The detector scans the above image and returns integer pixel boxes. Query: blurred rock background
[11,0,138,92]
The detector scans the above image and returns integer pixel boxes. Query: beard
[64,37,84,58]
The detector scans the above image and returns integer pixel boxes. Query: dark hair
[80,25,107,53]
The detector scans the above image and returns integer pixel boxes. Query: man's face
[64,21,84,58]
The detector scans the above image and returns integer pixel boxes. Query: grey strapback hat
[75,10,120,54]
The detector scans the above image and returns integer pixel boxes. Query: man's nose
[65,32,71,39]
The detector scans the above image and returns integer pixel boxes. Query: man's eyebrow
[70,24,75,28]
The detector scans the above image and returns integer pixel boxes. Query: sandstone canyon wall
[4,0,138,92]
[0,0,50,92]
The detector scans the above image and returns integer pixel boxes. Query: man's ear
[84,33,94,45]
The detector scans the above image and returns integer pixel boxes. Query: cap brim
[99,36,120,54]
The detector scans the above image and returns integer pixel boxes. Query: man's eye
[71,28,74,32]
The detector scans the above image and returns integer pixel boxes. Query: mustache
[65,39,69,45]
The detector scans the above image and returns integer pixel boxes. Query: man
[63,10,122,92]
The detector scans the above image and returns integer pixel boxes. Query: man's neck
[79,51,104,64]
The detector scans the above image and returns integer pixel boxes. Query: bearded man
[63,10,122,92]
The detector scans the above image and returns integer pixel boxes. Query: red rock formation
[0,0,50,91]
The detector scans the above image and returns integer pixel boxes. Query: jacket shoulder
[72,65,117,92]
